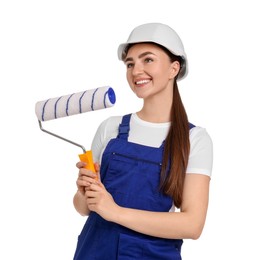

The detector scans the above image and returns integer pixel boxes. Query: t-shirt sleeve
[91,116,122,163]
[91,119,108,163]
[186,127,213,177]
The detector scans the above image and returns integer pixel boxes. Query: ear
[169,61,180,80]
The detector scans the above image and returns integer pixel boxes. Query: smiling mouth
[135,79,151,86]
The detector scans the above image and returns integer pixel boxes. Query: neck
[137,94,173,123]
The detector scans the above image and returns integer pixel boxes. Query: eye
[144,57,153,63]
[126,63,133,69]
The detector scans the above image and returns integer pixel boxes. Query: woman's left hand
[85,180,120,222]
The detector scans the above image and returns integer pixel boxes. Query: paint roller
[35,86,116,174]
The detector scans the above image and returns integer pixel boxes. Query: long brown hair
[159,50,190,208]
[124,43,190,208]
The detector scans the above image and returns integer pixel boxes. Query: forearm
[112,175,210,240]
[73,190,90,216]
[115,207,205,240]
[83,173,209,239]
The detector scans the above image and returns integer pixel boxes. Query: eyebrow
[124,51,155,63]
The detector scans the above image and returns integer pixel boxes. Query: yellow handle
[78,150,96,173]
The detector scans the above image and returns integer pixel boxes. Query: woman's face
[124,43,179,100]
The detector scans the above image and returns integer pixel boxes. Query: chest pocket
[103,150,172,212]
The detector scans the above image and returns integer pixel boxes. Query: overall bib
[74,114,194,260]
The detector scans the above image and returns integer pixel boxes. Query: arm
[116,173,210,239]
[87,173,210,239]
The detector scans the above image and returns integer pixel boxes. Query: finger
[86,197,98,209]
[76,161,87,169]
[79,168,98,178]
[85,189,99,199]
[94,163,102,180]
[76,179,91,187]
[87,183,103,193]
[94,163,100,172]
[78,173,100,186]
[84,179,100,191]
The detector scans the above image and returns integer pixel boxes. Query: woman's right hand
[76,161,100,196]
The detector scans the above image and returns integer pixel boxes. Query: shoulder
[189,126,213,150]
[96,115,123,139]
[99,115,123,129]
[187,126,213,177]
[91,115,124,162]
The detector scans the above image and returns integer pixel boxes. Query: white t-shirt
[91,113,213,177]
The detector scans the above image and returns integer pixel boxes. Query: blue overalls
[74,114,194,260]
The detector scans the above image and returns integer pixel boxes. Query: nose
[131,62,144,76]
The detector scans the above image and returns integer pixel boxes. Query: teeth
[136,80,150,85]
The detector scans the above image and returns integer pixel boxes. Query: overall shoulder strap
[189,122,195,130]
[117,114,132,140]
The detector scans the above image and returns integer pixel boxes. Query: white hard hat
[117,23,188,80]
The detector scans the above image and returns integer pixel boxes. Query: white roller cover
[35,86,116,121]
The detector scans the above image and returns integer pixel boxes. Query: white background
[1,0,268,259]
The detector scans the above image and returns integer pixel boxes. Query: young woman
[73,22,213,259]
